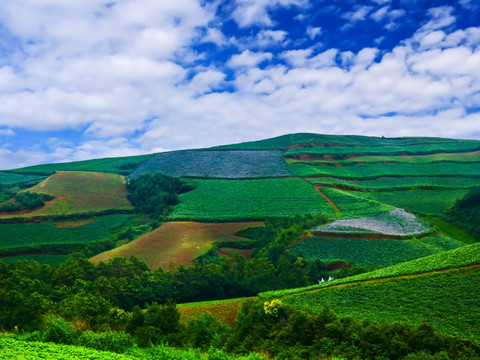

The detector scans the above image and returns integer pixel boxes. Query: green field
[288,162,480,178]
[289,235,464,267]
[320,188,393,218]
[282,267,480,342]
[284,141,480,157]
[0,172,47,185]
[261,242,480,298]
[0,215,129,249]
[0,171,134,218]
[7,153,156,175]
[171,178,336,220]
[212,133,464,150]
[355,189,469,215]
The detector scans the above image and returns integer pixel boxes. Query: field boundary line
[314,185,340,216]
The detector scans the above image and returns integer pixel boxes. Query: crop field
[287,162,480,178]
[7,153,156,175]
[355,189,469,215]
[0,215,129,249]
[171,178,336,220]
[289,234,464,267]
[0,337,134,360]
[284,141,480,158]
[212,133,465,150]
[282,267,480,342]
[317,208,431,236]
[0,172,47,185]
[319,188,393,218]
[0,171,133,218]
[178,298,249,326]
[286,150,480,165]
[128,150,292,179]
[91,221,263,269]
[261,242,480,299]
[306,176,480,190]
[2,254,69,265]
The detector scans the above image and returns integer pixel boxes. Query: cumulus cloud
[227,50,273,68]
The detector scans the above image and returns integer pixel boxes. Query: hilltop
[1,133,479,359]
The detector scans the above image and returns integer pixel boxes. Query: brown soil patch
[179,299,247,326]
[91,221,264,270]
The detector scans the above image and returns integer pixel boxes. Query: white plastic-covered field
[316,208,431,236]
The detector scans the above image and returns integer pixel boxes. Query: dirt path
[314,185,340,215]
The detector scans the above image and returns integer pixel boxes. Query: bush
[41,316,79,345]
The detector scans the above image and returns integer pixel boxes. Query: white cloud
[232,0,309,28]
[343,5,373,22]
[227,50,273,68]
[306,26,322,40]
[420,6,456,32]
[0,128,15,136]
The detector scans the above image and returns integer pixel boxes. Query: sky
[0,0,479,170]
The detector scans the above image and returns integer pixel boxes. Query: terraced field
[289,234,464,267]
[171,178,336,220]
[0,171,133,218]
[128,150,292,179]
[91,221,263,269]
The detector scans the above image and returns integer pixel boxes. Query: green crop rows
[261,242,480,299]
[306,176,480,190]
[171,178,336,220]
[282,268,480,342]
[284,141,480,157]
[0,215,129,249]
[289,235,464,267]
[320,188,393,218]
[288,162,480,178]
[355,189,469,215]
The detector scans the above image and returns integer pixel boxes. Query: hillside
[1,133,480,359]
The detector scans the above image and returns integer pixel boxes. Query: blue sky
[0,0,479,169]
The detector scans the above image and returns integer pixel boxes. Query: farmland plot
[128,150,292,179]
[171,178,336,220]
[0,172,47,185]
[289,234,463,267]
[316,208,431,236]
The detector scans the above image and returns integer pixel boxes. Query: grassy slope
[0,171,133,218]
[5,153,156,175]
[91,221,263,269]
[171,178,336,220]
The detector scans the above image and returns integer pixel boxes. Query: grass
[287,162,480,178]
[171,178,336,220]
[289,234,464,267]
[306,176,480,190]
[6,153,156,175]
[178,297,251,326]
[0,215,129,249]
[0,171,133,218]
[91,221,263,269]
[128,150,292,179]
[282,267,480,342]
[355,189,469,215]
[423,215,478,244]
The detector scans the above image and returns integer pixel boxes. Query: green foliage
[290,235,464,267]
[172,178,336,220]
[126,172,194,218]
[446,187,480,240]
[0,191,55,212]
[0,172,47,185]
[282,268,480,342]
